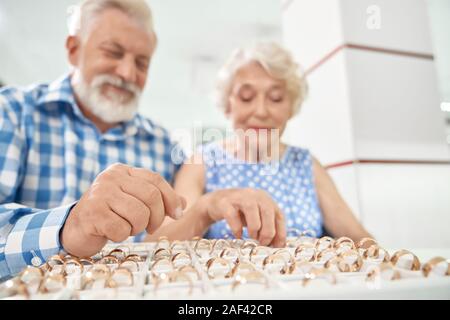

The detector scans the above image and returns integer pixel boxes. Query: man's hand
[201,188,286,247]
[61,163,186,258]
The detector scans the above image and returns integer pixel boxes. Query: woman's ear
[66,35,81,67]
[224,96,234,119]
[224,105,231,119]
[288,98,296,120]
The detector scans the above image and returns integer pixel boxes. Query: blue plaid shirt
[0,74,183,279]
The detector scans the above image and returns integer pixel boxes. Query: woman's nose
[253,97,269,118]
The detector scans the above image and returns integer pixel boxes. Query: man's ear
[66,35,81,67]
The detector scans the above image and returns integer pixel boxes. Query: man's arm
[0,91,72,279]
[0,90,186,279]
[0,203,74,280]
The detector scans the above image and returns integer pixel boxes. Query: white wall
[282,0,450,248]
[427,0,450,106]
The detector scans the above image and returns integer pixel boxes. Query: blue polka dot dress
[200,142,324,239]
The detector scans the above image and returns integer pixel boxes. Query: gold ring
[230,239,245,249]
[119,259,140,272]
[239,240,258,256]
[315,248,337,263]
[98,255,120,265]
[81,265,110,290]
[206,257,231,279]
[363,245,390,262]
[45,254,65,271]
[357,237,378,250]
[212,239,230,253]
[219,247,240,262]
[39,274,66,293]
[249,246,272,264]
[335,236,355,249]
[294,243,316,262]
[64,258,84,275]
[227,261,256,278]
[177,265,201,281]
[108,248,127,261]
[79,258,95,266]
[63,254,74,261]
[422,257,450,277]
[315,236,335,251]
[390,250,421,271]
[150,257,174,280]
[171,252,192,267]
[338,250,363,272]
[0,278,30,299]
[19,266,44,286]
[115,245,131,256]
[324,256,352,272]
[106,268,134,288]
[194,239,212,257]
[153,248,172,260]
[272,249,294,264]
[125,254,143,263]
[286,238,300,248]
[262,253,293,275]
[87,264,111,278]
[170,240,187,253]
[156,236,170,249]
[366,262,401,281]
[293,260,315,276]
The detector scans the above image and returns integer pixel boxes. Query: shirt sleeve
[0,90,72,279]
[0,203,74,280]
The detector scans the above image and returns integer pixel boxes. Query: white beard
[72,71,142,123]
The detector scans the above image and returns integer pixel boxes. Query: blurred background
[0,0,449,248]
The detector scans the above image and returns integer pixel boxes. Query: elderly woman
[149,42,371,245]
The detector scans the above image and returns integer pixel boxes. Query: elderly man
[0,0,286,279]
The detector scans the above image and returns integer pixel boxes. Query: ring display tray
[1,236,449,300]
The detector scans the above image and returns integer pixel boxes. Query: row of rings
[43,253,142,275]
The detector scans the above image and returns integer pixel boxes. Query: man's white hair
[67,0,155,39]
[216,42,308,117]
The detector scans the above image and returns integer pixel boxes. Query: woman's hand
[200,188,286,247]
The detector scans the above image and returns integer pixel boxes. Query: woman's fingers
[221,199,244,239]
[236,201,261,240]
[271,210,287,247]
[257,203,276,246]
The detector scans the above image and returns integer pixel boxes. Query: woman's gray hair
[216,42,308,117]
[67,0,155,39]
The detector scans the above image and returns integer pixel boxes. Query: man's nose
[115,55,137,85]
